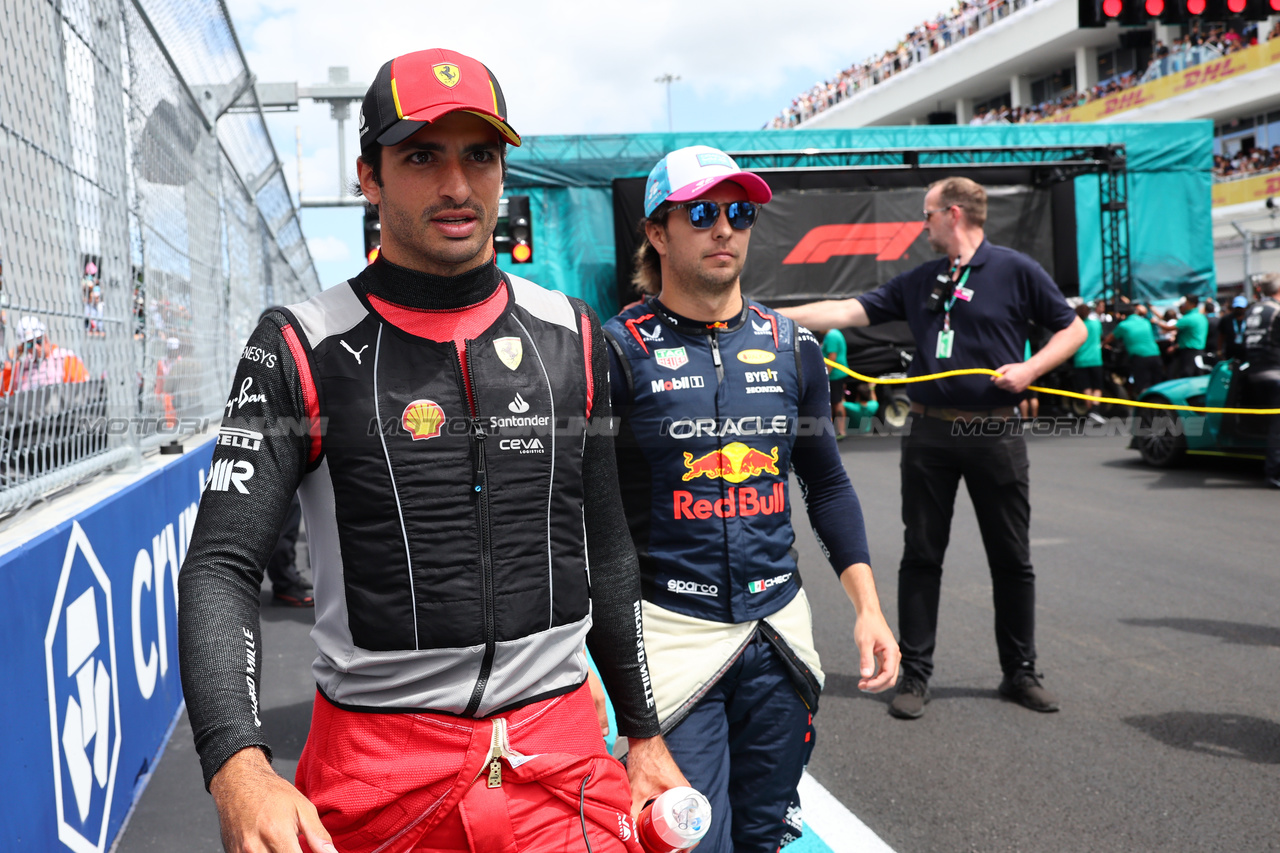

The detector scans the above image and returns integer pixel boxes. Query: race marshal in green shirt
[1156,294,1209,378]
[1106,306,1164,394]
[1071,304,1104,410]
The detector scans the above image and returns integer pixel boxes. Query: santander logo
[782,221,925,264]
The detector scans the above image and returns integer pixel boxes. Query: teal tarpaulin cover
[497,123,1213,317]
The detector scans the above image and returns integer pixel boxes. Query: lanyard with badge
[935,263,973,359]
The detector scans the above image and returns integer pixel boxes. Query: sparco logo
[668,579,719,597]
[45,522,121,853]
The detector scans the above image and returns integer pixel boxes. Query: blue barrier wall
[0,441,214,851]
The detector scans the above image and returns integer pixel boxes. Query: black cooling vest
[282,273,593,715]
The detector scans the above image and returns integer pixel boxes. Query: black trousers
[1130,355,1164,397]
[898,415,1035,682]
[1174,348,1204,379]
[1246,371,1280,482]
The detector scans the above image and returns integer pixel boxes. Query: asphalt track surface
[117,431,1280,852]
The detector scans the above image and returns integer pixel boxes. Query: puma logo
[340,340,369,364]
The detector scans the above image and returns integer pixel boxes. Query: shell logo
[402,400,446,441]
[737,349,776,365]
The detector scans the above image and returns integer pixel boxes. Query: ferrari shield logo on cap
[494,337,523,370]
[433,63,461,88]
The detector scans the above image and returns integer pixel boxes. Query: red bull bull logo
[675,442,784,520]
[681,442,778,483]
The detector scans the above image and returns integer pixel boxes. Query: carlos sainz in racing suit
[604,145,901,853]
[177,48,683,853]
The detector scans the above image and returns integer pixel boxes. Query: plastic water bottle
[636,786,712,852]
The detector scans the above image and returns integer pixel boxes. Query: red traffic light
[1103,0,1123,15]
[1146,0,1164,13]
[1273,0,1280,12]
[1187,0,1206,13]
[1227,0,1246,12]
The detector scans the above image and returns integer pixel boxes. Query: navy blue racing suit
[605,296,872,852]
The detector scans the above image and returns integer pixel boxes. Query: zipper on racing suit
[457,342,497,717]
[709,330,725,384]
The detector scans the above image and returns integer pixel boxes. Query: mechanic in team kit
[604,145,900,852]
[178,48,684,853]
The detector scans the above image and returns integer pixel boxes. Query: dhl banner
[1212,171,1280,208]
[1052,39,1280,125]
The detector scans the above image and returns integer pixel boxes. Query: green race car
[1130,359,1271,467]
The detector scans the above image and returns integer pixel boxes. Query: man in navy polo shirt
[782,177,1085,720]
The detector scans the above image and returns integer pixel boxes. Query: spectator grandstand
[771,4,1273,185]
[768,0,1040,129]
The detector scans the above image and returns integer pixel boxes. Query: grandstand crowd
[767,0,1032,130]
[769,5,1277,182]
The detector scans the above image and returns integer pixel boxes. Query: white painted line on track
[798,771,898,853]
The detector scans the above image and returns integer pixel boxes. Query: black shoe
[888,675,930,719]
[999,670,1059,712]
[271,581,314,607]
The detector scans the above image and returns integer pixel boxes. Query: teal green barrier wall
[500,123,1214,316]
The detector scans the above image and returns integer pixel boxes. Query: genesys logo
[783,222,925,265]
[748,573,793,594]
[667,579,719,597]
[240,345,277,368]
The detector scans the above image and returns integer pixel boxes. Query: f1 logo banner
[0,441,214,852]
[740,186,1056,302]
[782,222,925,265]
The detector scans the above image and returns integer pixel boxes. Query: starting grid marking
[792,771,898,853]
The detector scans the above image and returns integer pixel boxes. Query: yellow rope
[822,358,1280,415]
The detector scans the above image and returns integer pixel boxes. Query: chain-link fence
[0,0,319,517]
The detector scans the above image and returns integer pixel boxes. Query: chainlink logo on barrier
[44,522,122,853]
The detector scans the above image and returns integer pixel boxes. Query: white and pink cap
[643,145,772,217]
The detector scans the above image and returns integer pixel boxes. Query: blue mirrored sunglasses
[669,200,758,230]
